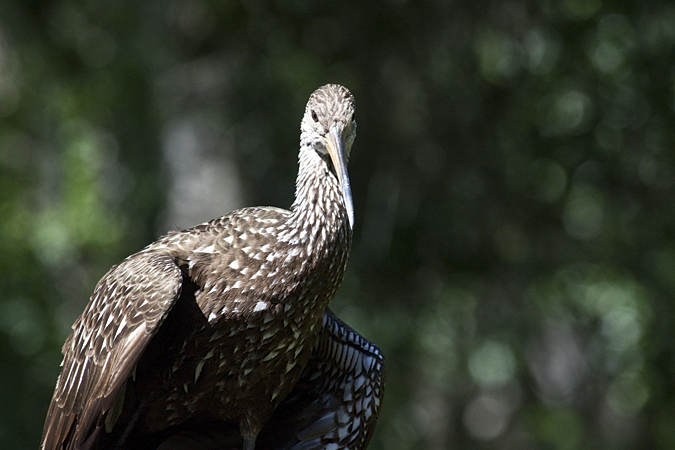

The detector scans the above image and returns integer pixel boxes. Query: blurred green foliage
[1,0,675,449]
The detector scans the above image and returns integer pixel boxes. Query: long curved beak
[326,125,354,230]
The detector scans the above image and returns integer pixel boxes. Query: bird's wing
[257,309,386,450]
[41,251,185,450]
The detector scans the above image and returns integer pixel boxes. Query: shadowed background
[1,0,675,449]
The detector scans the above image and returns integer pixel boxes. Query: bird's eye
[311,110,319,122]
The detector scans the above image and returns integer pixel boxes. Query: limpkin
[40,84,385,450]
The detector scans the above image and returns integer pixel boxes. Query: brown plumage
[40,84,385,450]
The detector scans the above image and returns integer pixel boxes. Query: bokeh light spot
[469,340,517,388]
[463,395,510,440]
[563,184,605,240]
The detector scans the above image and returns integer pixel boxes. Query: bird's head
[300,84,357,229]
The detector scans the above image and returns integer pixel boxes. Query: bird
[40,84,385,450]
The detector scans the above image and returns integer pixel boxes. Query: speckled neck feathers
[290,144,350,238]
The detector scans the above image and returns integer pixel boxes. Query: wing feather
[41,251,184,450]
[257,310,386,450]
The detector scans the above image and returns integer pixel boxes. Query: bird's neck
[290,145,350,237]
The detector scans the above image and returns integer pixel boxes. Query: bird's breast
[153,298,323,430]
[149,208,352,428]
